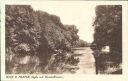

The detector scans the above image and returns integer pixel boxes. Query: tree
[5,5,80,73]
[92,5,122,55]
[91,5,122,74]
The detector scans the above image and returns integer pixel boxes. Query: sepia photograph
[5,2,123,75]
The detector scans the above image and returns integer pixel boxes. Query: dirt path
[74,47,96,74]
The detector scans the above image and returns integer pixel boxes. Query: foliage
[5,5,80,73]
[91,5,122,54]
[44,51,79,74]
[73,39,88,47]
[91,5,122,74]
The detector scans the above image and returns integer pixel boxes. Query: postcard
[0,0,128,81]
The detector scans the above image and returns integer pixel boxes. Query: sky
[31,2,96,43]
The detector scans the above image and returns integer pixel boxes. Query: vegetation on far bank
[6,5,87,74]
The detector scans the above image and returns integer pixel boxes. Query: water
[73,47,96,74]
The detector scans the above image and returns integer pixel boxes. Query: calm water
[73,47,96,74]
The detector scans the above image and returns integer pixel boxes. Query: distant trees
[91,5,122,55]
[73,39,89,47]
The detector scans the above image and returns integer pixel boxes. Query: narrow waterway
[73,47,96,74]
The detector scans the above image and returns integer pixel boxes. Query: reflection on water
[72,47,96,74]
[71,47,122,74]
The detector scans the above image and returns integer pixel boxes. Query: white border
[1,1,128,81]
